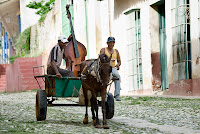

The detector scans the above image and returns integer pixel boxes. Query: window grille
[171,0,191,81]
[125,10,143,90]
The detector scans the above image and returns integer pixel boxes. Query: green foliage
[9,55,20,63]
[26,0,55,23]
[10,27,31,63]
[31,89,38,92]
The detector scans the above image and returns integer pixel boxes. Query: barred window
[171,0,191,81]
[125,9,143,90]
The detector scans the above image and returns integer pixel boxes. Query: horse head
[98,54,112,88]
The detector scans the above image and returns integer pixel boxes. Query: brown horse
[80,54,112,129]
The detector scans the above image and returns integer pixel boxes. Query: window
[171,0,191,81]
[125,10,143,90]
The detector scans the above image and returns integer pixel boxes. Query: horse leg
[94,96,101,128]
[101,90,109,129]
[83,88,88,124]
[90,96,96,126]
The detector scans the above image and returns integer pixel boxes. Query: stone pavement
[0,91,200,133]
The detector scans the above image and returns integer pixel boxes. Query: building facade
[1,0,200,96]
[112,0,200,96]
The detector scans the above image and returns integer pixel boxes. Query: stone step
[0,74,6,90]
[0,72,6,75]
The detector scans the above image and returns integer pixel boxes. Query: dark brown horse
[80,54,112,129]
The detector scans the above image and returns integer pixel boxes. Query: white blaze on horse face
[91,71,96,77]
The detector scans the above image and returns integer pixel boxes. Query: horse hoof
[83,119,88,124]
[93,119,96,126]
[83,115,88,124]
[95,124,101,128]
[103,124,109,129]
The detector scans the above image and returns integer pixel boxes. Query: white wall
[149,6,160,53]
[74,0,87,51]
[190,0,200,78]
[30,0,62,70]
[85,0,97,59]
[165,0,173,84]
[20,0,41,32]
[112,0,153,94]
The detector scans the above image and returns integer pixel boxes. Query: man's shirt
[47,44,64,67]
[104,48,117,68]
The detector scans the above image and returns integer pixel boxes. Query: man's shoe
[115,95,121,101]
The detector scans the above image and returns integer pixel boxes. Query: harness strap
[82,58,98,75]
[81,58,102,83]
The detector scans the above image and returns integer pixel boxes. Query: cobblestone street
[1,91,200,134]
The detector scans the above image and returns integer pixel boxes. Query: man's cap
[107,37,115,42]
[58,35,68,43]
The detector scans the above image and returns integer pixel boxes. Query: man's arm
[50,46,62,79]
[100,48,105,54]
[115,49,121,70]
[51,60,62,79]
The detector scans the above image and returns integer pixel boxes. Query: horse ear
[108,54,112,62]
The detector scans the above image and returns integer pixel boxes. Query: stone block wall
[5,55,44,92]
[0,64,9,92]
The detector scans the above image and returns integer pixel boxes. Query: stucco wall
[73,0,87,53]
[113,0,153,94]
[20,0,51,32]
[190,0,200,79]
[165,0,173,84]
[30,0,62,71]
[150,6,160,53]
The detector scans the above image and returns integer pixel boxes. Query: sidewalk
[120,90,200,99]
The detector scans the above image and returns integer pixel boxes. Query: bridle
[81,57,111,87]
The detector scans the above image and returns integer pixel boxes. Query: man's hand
[56,73,62,79]
[115,64,120,70]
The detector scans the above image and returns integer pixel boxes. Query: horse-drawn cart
[32,4,115,128]
[33,66,115,121]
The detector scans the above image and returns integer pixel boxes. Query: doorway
[158,3,169,90]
